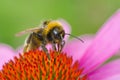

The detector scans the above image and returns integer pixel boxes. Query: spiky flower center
[0,49,87,80]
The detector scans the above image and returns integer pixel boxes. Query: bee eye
[53,29,58,35]
[53,29,60,38]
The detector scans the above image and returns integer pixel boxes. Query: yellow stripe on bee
[43,21,63,35]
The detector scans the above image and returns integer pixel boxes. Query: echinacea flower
[0,9,120,80]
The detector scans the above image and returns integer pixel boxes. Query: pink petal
[102,75,120,80]
[63,35,94,63]
[88,59,120,80]
[58,19,71,41]
[79,9,120,74]
[0,44,16,70]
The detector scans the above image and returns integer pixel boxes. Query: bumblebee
[16,20,84,59]
[16,20,66,59]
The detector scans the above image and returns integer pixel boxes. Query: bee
[16,20,84,59]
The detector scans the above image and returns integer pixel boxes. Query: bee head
[53,27,65,40]
[47,27,65,43]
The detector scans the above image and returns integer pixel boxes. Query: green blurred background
[0,0,120,49]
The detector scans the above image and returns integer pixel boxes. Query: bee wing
[15,27,40,36]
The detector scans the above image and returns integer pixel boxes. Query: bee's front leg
[51,42,57,51]
[41,44,50,60]
[57,40,65,52]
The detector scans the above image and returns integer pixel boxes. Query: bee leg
[41,44,50,60]
[60,40,65,52]
[52,42,57,51]
[23,33,33,53]
[58,40,65,52]
[23,44,29,53]
[57,43,60,52]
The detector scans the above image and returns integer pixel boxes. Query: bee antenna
[65,33,84,43]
